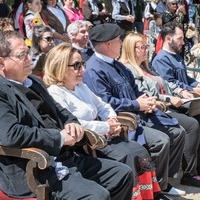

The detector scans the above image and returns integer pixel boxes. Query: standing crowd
[0,0,200,200]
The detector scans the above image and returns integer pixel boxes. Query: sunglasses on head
[42,36,54,42]
[68,61,86,71]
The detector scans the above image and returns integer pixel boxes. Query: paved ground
[167,175,200,200]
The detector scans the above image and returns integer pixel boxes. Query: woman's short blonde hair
[43,43,78,87]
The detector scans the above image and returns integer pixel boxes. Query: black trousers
[39,154,133,200]
[143,122,185,190]
[167,112,200,176]
[97,137,154,186]
[189,114,200,175]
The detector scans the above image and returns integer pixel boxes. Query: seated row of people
[30,20,200,193]
[0,30,135,200]
[0,21,200,200]
[43,42,161,199]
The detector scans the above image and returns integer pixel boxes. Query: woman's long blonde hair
[43,43,78,87]
[120,32,151,76]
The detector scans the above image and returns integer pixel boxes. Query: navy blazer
[0,75,79,198]
[83,54,178,126]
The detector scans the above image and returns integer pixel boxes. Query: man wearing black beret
[83,23,186,200]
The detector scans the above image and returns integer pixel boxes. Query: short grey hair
[67,20,88,39]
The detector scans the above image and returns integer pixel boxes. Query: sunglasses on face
[171,2,177,5]
[42,36,54,42]
[68,61,86,71]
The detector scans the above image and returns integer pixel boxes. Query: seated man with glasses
[0,30,134,200]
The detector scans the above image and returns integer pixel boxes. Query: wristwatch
[165,97,171,103]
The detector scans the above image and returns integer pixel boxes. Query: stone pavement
[168,176,200,200]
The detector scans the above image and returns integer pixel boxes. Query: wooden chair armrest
[0,146,53,170]
[0,146,53,200]
[117,113,138,140]
[83,129,107,157]
[117,112,138,130]
[118,112,138,120]
[117,116,138,131]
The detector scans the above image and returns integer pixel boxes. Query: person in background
[156,0,167,13]
[67,20,94,61]
[62,0,84,23]
[143,0,157,35]
[0,17,14,31]
[120,32,200,188]
[149,12,162,40]
[162,0,187,25]
[133,0,145,34]
[0,30,134,200]
[31,25,55,77]
[41,0,71,44]
[0,0,10,18]
[82,0,111,25]
[23,0,44,40]
[112,0,135,33]
[104,0,113,22]
[78,0,85,13]
[144,0,158,19]
[8,0,22,30]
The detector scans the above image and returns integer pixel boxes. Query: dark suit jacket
[0,75,79,198]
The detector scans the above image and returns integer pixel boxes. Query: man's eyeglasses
[42,36,54,43]
[171,2,177,5]
[68,61,86,71]
[135,45,149,51]
[7,49,31,60]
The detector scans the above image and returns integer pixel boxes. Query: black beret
[89,23,122,42]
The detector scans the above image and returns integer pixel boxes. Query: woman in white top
[43,43,162,200]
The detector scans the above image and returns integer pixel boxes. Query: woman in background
[23,0,44,40]
[62,0,84,22]
[31,25,55,77]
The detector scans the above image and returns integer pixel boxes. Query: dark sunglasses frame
[42,36,54,42]
[68,61,86,71]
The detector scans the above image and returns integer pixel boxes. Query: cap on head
[89,23,122,43]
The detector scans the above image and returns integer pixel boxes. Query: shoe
[180,175,200,187]
[161,184,186,196]
[154,193,173,200]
